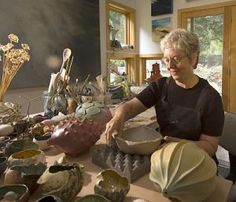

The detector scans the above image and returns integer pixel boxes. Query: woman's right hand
[105,115,124,144]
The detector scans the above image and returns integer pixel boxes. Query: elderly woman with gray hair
[105,28,224,159]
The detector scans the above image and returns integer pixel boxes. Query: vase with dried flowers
[0,34,30,124]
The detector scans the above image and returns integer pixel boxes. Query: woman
[105,28,224,157]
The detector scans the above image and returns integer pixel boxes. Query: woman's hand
[105,116,124,144]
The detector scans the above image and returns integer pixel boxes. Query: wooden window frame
[178,1,236,112]
[106,1,136,84]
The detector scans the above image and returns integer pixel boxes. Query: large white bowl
[114,126,162,155]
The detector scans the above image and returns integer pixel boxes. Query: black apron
[155,78,203,141]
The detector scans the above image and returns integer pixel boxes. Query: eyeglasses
[162,55,188,66]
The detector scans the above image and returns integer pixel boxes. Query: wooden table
[44,133,233,202]
[1,108,233,202]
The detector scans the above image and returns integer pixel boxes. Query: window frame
[106,1,136,84]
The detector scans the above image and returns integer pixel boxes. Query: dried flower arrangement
[0,34,30,102]
[0,34,30,124]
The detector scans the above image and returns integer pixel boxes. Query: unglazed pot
[31,163,83,202]
[4,163,47,193]
[114,126,162,155]
[48,118,104,156]
[0,184,29,202]
[8,149,46,167]
[94,169,130,202]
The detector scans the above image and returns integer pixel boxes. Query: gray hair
[160,28,200,57]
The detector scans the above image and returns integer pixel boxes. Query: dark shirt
[136,76,224,139]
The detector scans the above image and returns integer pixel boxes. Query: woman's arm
[164,134,219,157]
[105,97,148,143]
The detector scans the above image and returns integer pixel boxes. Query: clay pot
[32,163,83,202]
[4,139,39,157]
[33,134,51,150]
[94,169,130,202]
[114,126,162,155]
[8,149,46,167]
[4,163,47,193]
[0,184,30,202]
[48,118,103,156]
[75,101,112,128]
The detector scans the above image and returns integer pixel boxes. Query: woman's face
[163,48,196,82]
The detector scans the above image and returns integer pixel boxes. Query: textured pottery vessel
[48,118,103,156]
[114,126,162,155]
[4,163,47,193]
[32,163,83,201]
[75,101,112,128]
[8,149,46,167]
[0,184,29,202]
[33,134,51,150]
[4,139,39,157]
[149,141,217,202]
[74,194,111,202]
[94,169,130,202]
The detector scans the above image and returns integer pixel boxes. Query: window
[178,2,236,112]
[106,1,136,84]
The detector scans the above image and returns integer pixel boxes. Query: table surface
[1,108,233,202]
[43,133,233,202]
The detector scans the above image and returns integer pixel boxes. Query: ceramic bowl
[0,184,29,202]
[8,149,46,167]
[94,169,130,202]
[4,163,47,193]
[114,126,162,155]
[74,194,111,202]
[33,133,51,150]
[4,139,39,157]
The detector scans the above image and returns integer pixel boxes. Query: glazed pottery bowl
[94,169,130,202]
[33,133,51,150]
[31,163,83,202]
[0,184,29,202]
[8,149,46,167]
[114,126,162,155]
[4,163,47,193]
[74,194,111,202]
[4,139,39,157]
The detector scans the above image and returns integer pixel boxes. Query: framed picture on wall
[152,17,172,42]
[151,0,173,16]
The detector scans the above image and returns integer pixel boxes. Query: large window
[178,1,236,112]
